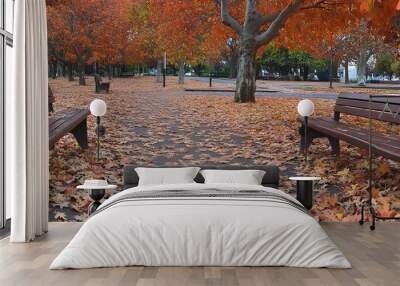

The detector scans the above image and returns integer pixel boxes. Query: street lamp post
[297,99,315,165]
[90,99,107,160]
[163,52,167,88]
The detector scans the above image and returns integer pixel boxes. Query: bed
[50,165,351,269]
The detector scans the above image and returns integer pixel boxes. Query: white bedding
[50,183,351,269]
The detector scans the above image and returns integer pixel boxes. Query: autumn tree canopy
[47,0,399,92]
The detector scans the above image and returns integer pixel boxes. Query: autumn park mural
[46,0,400,222]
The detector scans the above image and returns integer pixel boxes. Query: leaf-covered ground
[49,77,400,222]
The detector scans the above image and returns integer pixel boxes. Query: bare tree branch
[301,0,339,10]
[257,11,280,25]
[221,0,243,35]
[258,0,335,26]
[244,0,257,25]
[255,0,304,46]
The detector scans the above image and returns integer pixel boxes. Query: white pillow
[135,167,200,186]
[200,169,266,185]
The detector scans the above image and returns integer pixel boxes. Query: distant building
[338,64,357,83]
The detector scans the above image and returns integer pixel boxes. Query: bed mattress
[50,183,351,269]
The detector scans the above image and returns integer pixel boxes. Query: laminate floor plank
[0,222,399,286]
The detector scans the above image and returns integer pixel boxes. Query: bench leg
[49,103,54,113]
[299,124,340,156]
[102,83,110,93]
[71,119,88,149]
[328,137,340,155]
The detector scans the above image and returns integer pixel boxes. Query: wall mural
[46,0,400,223]
[48,78,400,222]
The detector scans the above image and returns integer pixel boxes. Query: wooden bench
[49,108,90,150]
[299,93,400,162]
[94,74,110,93]
[48,85,55,113]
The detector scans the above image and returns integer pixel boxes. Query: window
[1,0,14,229]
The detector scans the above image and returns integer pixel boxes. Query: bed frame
[123,165,280,189]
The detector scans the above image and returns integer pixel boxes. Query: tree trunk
[302,66,309,81]
[108,65,112,80]
[177,62,185,84]
[57,63,63,78]
[357,48,367,86]
[61,63,66,77]
[344,59,349,84]
[51,61,57,79]
[79,65,86,85]
[229,51,239,78]
[235,40,256,103]
[156,59,162,82]
[67,62,74,81]
[329,53,334,89]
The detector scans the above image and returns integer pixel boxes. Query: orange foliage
[47,0,399,67]
[148,0,223,66]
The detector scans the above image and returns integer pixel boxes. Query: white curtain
[8,0,49,242]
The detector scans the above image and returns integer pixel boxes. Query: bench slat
[336,98,400,113]
[338,93,400,104]
[335,105,400,124]
[307,117,400,161]
[49,108,90,148]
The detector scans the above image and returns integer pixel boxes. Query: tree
[391,61,400,76]
[92,0,136,78]
[47,0,109,85]
[226,38,240,78]
[220,0,342,102]
[260,44,326,80]
[219,0,399,102]
[337,22,395,85]
[261,44,290,76]
[375,53,395,78]
[149,0,222,84]
[47,0,144,81]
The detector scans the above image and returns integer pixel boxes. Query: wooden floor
[0,222,399,286]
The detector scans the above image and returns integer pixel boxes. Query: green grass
[297,86,319,91]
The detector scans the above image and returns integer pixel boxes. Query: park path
[189,76,400,98]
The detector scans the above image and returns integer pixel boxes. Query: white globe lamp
[90,99,107,117]
[90,99,107,160]
[297,99,315,117]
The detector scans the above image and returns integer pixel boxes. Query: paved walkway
[190,76,400,99]
[190,77,339,99]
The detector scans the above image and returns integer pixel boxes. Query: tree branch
[255,0,304,46]
[220,0,243,35]
[244,0,257,25]
[258,11,280,25]
[258,0,334,26]
[301,0,339,10]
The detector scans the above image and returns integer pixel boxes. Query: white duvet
[50,183,351,269]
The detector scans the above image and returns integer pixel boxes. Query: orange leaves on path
[49,77,400,222]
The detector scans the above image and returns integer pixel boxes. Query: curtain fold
[9,0,49,242]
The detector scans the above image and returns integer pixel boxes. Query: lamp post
[90,99,107,160]
[163,52,167,88]
[297,99,315,164]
